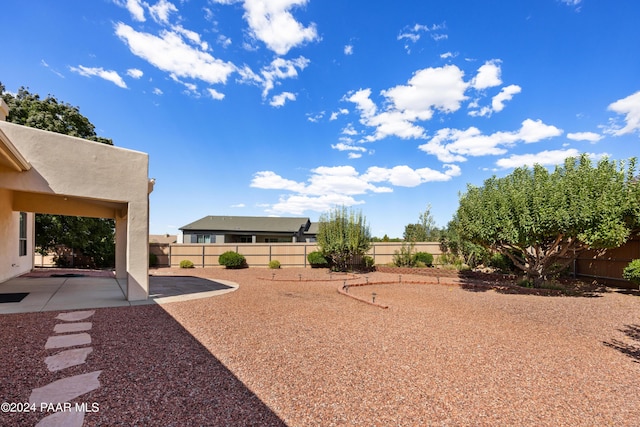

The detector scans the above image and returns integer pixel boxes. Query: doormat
[0,293,29,303]
[50,273,85,278]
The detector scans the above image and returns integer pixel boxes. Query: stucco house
[180,215,317,243]
[0,98,153,301]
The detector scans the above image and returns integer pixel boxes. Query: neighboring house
[0,98,153,301]
[149,234,177,244]
[180,215,317,243]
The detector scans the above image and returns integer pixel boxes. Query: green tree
[2,84,116,268]
[454,155,640,285]
[317,206,371,271]
[404,204,439,241]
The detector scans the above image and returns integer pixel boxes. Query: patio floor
[0,271,238,314]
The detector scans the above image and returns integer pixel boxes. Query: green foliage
[179,260,194,268]
[307,251,328,266]
[218,251,246,269]
[362,255,375,269]
[488,253,514,272]
[268,260,281,269]
[1,85,113,144]
[414,252,434,267]
[455,155,640,286]
[393,242,415,267]
[35,214,115,268]
[403,204,441,242]
[149,253,158,267]
[623,259,640,284]
[439,223,489,269]
[317,206,371,271]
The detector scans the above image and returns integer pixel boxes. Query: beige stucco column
[125,200,149,300]
[115,212,127,280]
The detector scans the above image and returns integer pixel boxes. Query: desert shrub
[623,259,640,285]
[179,259,194,268]
[414,252,433,267]
[363,255,375,268]
[268,260,281,269]
[393,242,415,267]
[218,251,246,269]
[149,253,158,267]
[307,251,328,267]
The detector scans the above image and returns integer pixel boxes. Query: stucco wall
[0,188,34,282]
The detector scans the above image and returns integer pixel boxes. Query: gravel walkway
[2,267,639,426]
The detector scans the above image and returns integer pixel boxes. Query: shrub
[307,251,328,267]
[393,242,415,267]
[149,252,158,267]
[413,252,433,267]
[268,260,281,269]
[219,251,246,269]
[623,259,640,285]
[179,259,194,268]
[488,253,513,272]
[363,255,375,268]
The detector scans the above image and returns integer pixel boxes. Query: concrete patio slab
[0,274,239,313]
[56,311,95,322]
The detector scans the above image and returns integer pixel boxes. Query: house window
[19,212,27,256]
[239,236,253,243]
[196,234,213,243]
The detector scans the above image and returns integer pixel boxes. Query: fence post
[202,245,205,268]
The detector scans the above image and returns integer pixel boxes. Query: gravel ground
[2,267,640,426]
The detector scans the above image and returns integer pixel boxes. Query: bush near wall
[219,251,247,269]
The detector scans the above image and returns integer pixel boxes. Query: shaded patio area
[0,269,237,314]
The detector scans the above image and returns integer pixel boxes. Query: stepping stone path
[28,310,102,426]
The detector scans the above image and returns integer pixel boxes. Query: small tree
[455,155,640,286]
[317,206,371,271]
[404,204,440,242]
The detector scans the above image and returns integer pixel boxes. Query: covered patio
[0,99,153,301]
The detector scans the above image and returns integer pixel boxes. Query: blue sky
[2,0,640,238]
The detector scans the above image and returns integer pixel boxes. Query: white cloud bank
[69,65,127,88]
[251,164,461,214]
[606,90,640,136]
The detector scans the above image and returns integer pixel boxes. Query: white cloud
[69,65,127,88]
[127,68,144,79]
[344,45,353,55]
[242,0,319,55]
[398,23,447,52]
[419,119,563,162]
[153,87,163,95]
[218,35,232,48]
[606,90,640,136]
[346,65,469,141]
[471,60,502,90]
[207,88,225,100]
[230,203,246,208]
[148,0,178,24]
[251,163,459,214]
[558,0,582,6]
[495,148,581,169]
[330,108,349,121]
[247,56,309,98]
[172,25,210,51]
[115,23,236,85]
[567,131,603,143]
[270,91,296,107]
[492,84,521,112]
[348,153,362,159]
[331,142,367,152]
[117,0,146,22]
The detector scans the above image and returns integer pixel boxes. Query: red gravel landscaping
[2,267,640,426]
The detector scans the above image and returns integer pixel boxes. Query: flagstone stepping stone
[56,311,95,322]
[45,333,91,350]
[29,371,102,405]
[53,322,92,334]
[36,408,85,427]
[45,348,93,372]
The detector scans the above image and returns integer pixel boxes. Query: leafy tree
[403,204,440,242]
[317,206,371,271]
[2,83,116,268]
[454,155,640,285]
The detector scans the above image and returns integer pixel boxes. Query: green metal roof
[180,215,311,233]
